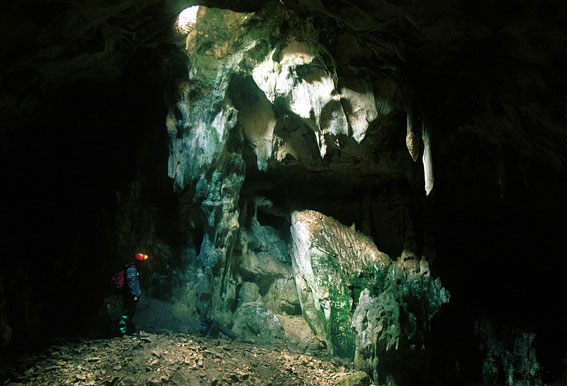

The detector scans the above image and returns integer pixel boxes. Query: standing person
[118,252,149,336]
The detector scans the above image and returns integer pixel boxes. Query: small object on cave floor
[199,318,237,340]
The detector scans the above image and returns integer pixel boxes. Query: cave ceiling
[2,0,566,176]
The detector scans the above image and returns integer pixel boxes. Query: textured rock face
[251,37,379,158]
[290,209,448,378]
[0,277,12,346]
[164,3,417,344]
[161,7,446,370]
[352,276,448,384]
[232,304,286,341]
[337,371,372,386]
[291,209,391,358]
[167,4,400,180]
[475,319,542,386]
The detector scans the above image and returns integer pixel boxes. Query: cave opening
[176,6,200,35]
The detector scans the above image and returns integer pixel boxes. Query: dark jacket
[124,264,141,299]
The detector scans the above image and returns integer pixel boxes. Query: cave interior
[1,0,567,384]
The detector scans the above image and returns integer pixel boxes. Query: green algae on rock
[290,209,449,381]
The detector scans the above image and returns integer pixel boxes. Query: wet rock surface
[0,332,356,386]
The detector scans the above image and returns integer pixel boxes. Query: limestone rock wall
[0,277,12,346]
[475,319,542,386]
[290,209,391,358]
[165,3,416,340]
[162,5,447,379]
[290,209,448,381]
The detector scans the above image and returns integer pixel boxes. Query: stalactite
[422,121,434,195]
[406,112,419,162]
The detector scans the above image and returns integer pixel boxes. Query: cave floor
[1,332,353,385]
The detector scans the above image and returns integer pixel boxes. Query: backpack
[111,270,125,291]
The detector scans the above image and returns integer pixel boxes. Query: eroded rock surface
[290,209,448,376]
[291,209,390,358]
[475,319,542,386]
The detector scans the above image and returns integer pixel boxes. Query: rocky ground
[0,332,363,386]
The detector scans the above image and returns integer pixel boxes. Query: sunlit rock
[340,78,379,143]
[422,123,434,195]
[233,81,275,171]
[251,40,345,158]
[176,6,200,35]
[168,102,239,188]
[252,38,380,157]
[291,208,448,376]
[290,209,391,357]
[168,6,255,186]
[167,1,446,369]
[405,112,420,162]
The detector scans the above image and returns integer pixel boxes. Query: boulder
[337,371,372,386]
[291,208,449,384]
[238,282,262,304]
[290,209,390,358]
[264,277,301,315]
[231,303,285,343]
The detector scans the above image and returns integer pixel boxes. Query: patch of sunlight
[176,5,200,35]
[280,40,315,65]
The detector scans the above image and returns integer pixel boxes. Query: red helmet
[135,253,149,261]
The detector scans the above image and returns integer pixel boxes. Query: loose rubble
[0,332,359,385]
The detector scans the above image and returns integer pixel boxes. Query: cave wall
[1,39,185,345]
[1,0,567,384]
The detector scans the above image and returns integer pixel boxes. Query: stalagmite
[422,122,434,195]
